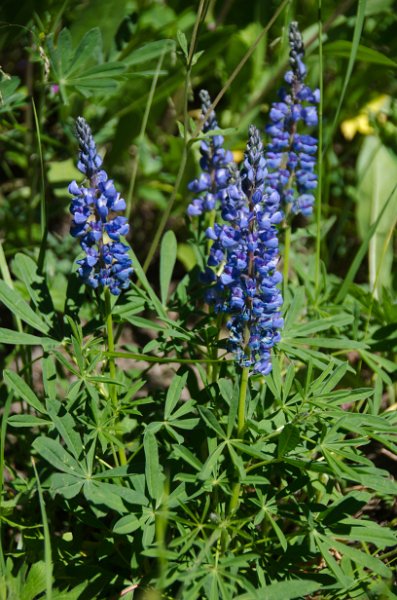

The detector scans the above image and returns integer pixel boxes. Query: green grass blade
[325,0,367,151]
[126,48,167,218]
[129,248,167,319]
[32,98,47,271]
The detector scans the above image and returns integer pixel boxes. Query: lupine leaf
[67,28,102,77]
[277,424,300,458]
[113,514,142,535]
[4,370,46,413]
[198,407,226,438]
[171,445,203,471]
[144,429,165,502]
[164,372,188,419]
[328,537,391,578]
[315,534,353,587]
[0,76,26,113]
[198,442,226,480]
[47,403,83,461]
[160,230,178,305]
[33,438,84,476]
[8,415,50,428]
[49,473,84,499]
[332,518,397,548]
[12,253,55,329]
[0,280,49,333]
[238,579,321,600]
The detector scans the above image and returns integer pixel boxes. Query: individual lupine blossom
[69,117,133,295]
[187,90,234,217]
[265,21,320,217]
[205,126,283,376]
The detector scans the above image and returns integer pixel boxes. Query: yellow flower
[340,95,390,140]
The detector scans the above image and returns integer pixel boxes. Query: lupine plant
[1,5,397,600]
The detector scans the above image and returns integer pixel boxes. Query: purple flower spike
[265,22,319,217]
[69,117,133,295]
[187,90,234,217]
[205,125,283,376]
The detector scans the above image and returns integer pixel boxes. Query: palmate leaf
[46,29,173,102]
[46,27,125,102]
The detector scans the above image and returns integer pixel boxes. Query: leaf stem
[237,366,249,438]
[227,366,250,529]
[126,49,167,220]
[32,458,53,600]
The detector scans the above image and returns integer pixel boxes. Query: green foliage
[0,0,397,598]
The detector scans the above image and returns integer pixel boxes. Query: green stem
[314,0,324,298]
[32,459,53,600]
[283,223,291,298]
[104,287,127,466]
[227,366,250,527]
[237,366,249,438]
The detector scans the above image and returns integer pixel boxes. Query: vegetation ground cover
[0,1,397,598]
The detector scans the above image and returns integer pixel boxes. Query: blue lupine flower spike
[187,90,234,217]
[266,21,319,217]
[205,125,283,376]
[69,117,133,295]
